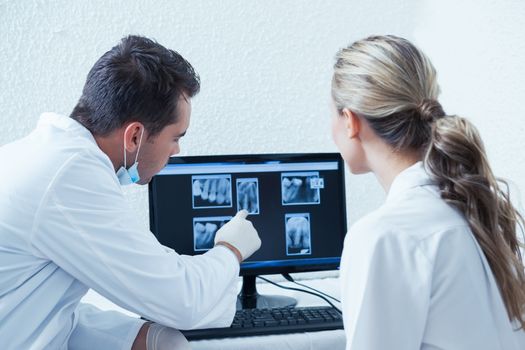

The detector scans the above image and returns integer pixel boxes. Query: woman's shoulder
[345,208,401,251]
[346,193,471,255]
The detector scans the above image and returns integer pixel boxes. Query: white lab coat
[340,162,525,349]
[0,113,240,349]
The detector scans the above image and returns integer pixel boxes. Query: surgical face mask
[116,127,145,186]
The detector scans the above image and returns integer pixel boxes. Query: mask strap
[123,133,128,169]
[134,127,145,163]
[123,126,145,169]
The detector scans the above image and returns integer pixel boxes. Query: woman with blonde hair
[332,35,525,349]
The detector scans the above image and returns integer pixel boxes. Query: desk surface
[81,272,346,350]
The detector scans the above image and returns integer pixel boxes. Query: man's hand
[215,241,242,263]
[131,323,150,350]
[214,210,261,261]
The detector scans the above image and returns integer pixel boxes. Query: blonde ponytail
[425,115,525,328]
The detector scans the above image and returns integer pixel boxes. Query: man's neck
[94,132,123,172]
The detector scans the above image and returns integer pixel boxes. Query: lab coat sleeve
[29,151,240,330]
[68,303,145,350]
[340,217,432,350]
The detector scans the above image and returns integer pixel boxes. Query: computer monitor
[149,153,347,309]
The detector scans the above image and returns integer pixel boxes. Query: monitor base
[236,275,297,310]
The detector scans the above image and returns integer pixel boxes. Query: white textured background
[1,0,524,227]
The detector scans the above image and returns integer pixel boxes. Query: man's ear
[341,108,361,139]
[123,122,144,152]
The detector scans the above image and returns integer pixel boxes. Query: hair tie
[418,99,445,122]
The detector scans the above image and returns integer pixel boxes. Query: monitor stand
[236,275,297,310]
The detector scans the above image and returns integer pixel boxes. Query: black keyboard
[182,305,343,340]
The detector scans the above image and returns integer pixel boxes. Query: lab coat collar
[37,113,125,182]
[37,113,97,145]
[385,161,434,204]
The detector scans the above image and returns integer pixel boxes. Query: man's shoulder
[0,114,116,195]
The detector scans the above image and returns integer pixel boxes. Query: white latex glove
[214,210,261,261]
[146,323,191,350]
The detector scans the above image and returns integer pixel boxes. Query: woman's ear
[341,109,361,139]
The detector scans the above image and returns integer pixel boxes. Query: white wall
[1,0,524,228]
[414,0,525,209]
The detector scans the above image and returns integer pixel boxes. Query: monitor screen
[149,153,347,276]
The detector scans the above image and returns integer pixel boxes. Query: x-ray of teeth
[192,174,232,209]
[285,213,312,256]
[236,178,260,214]
[193,216,232,251]
[281,172,321,205]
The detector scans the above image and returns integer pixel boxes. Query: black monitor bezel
[148,152,347,276]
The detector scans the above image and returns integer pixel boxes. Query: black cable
[257,276,342,314]
[282,273,341,303]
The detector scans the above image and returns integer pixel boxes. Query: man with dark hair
[0,36,261,349]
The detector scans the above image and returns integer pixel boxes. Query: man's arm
[69,304,146,350]
[131,323,149,350]
[31,152,241,330]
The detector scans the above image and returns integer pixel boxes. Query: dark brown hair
[70,35,200,137]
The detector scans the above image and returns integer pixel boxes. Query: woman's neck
[369,149,421,193]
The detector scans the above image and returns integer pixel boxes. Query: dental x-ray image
[281,172,321,205]
[193,216,232,251]
[285,213,312,256]
[236,178,260,214]
[192,174,232,208]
